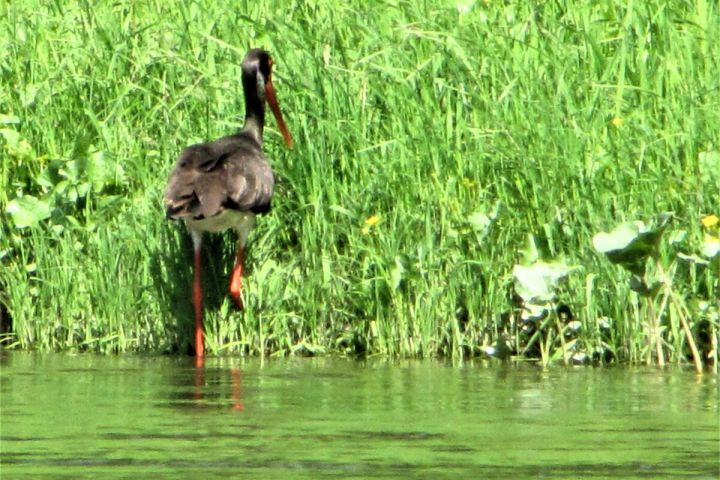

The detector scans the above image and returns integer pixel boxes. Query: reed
[1,0,718,366]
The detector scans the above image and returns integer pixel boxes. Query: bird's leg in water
[229,245,245,310]
[191,230,205,358]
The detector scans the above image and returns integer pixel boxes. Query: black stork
[164,48,293,357]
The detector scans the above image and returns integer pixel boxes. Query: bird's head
[242,49,293,148]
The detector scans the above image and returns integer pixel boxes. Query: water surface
[1,352,717,479]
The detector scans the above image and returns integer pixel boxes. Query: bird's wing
[164,136,274,220]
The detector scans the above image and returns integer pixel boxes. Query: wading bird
[164,49,293,357]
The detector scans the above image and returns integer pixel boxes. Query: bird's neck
[241,74,265,145]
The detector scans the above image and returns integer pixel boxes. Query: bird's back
[164,132,275,221]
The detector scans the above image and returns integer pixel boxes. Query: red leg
[229,245,245,309]
[193,247,205,358]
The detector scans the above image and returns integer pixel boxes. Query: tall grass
[1,0,718,365]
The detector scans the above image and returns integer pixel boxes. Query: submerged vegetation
[1,1,718,369]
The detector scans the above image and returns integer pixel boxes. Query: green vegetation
[1,0,718,368]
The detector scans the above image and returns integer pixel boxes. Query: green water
[1,353,717,479]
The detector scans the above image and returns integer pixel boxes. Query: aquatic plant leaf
[592,214,672,274]
[389,256,405,289]
[629,275,662,297]
[0,114,21,125]
[512,261,576,304]
[467,203,500,243]
[0,127,35,160]
[467,212,491,232]
[519,234,540,264]
[677,253,709,265]
[5,195,51,228]
[698,150,720,184]
[482,337,512,359]
[520,302,549,321]
[702,235,720,259]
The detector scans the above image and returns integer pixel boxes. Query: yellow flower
[611,116,623,128]
[362,214,380,235]
[364,214,380,226]
[701,214,719,229]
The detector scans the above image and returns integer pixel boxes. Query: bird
[164,48,293,358]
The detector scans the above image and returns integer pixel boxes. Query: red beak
[265,77,293,148]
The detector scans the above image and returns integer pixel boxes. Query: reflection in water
[0,353,717,479]
[175,356,245,412]
[231,369,244,411]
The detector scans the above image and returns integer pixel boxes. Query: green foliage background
[1,0,718,363]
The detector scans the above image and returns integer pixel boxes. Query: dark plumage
[163,48,293,358]
[164,132,274,220]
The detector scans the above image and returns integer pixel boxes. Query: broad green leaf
[0,114,21,125]
[520,234,540,264]
[0,127,36,160]
[512,260,577,304]
[520,302,549,321]
[467,202,500,243]
[593,221,645,253]
[5,195,51,228]
[389,257,405,289]
[702,235,720,259]
[329,205,355,218]
[467,211,491,231]
[629,275,662,297]
[698,150,720,184]
[592,214,672,275]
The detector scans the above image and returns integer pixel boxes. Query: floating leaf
[5,195,51,228]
